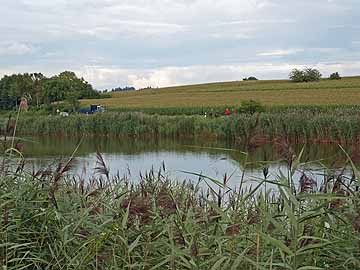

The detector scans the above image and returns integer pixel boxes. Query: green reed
[1,148,360,269]
[4,110,360,144]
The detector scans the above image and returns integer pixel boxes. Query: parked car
[79,104,105,114]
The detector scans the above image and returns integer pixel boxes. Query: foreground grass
[81,77,360,109]
[1,149,360,269]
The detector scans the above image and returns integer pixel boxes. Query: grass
[1,146,360,269]
[5,110,360,144]
[81,77,360,109]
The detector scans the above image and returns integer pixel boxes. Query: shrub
[239,100,265,114]
[243,76,258,81]
[329,72,341,80]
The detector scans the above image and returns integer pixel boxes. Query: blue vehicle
[79,104,105,114]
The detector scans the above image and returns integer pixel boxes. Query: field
[81,77,360,109]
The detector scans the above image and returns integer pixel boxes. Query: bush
[239,100,265,114]
[329,72,341,80]
[243,76,258,81]
[289,68,322,82]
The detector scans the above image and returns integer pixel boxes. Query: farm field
[81,76,360,109]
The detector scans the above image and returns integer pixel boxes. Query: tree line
[103,86,136,93]
[289,68,341,82]
[0,71,100,110]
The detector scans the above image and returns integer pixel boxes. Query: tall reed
[1,150,360,269]
[7,110,360,144]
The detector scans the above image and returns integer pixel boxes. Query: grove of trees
[0,71,100,110]
[289,68,322,82]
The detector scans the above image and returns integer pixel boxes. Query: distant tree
[43,71,100,103]
[65,92,80,112]
[303,68,322,82]
[243,76,258,81]
[0,71,100,110]
[111,86,136,92]
[30,73,45,107]
[289,69,306,82]
[0,74,33,110]
[329,72,341,80]
[289,68,322,82]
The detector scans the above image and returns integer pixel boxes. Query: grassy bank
[1,151,360,269]
[5,111,360,144]
[81,76,360,109]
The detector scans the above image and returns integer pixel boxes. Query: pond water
[3,136,356,189]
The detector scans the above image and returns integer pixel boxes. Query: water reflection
[10,136,356,189]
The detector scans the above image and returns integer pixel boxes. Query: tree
[303,68,322,82]
[0,71,100,110]
[65,92,80,112]
[329,72,341,80]
[243,76,258,81]
[43,71,100,103]
[289,69,305,82]
[289,68,322,82]
[30,73,45,107]
[0,74,33,110]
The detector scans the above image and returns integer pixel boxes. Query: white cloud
[0,42,34,56]
[74,61,360,89]
[309,48,342,53]
[214,19,296,26]
[257,49,305,57]
[209,32,251,40]
[0,0,359,88]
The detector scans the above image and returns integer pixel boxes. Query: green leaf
[297,267,323,270]
[210,257,228,270]
[128,235,141,253]
[260,232,294,256]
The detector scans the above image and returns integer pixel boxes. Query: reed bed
[6,110,360,144]
[1,148,360,269]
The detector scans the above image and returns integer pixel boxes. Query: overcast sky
[0,0,359,89]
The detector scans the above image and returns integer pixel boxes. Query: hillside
[81,76,360,109]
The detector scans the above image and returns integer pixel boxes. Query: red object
[225,108,231,116]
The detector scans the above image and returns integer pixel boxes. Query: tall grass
[106,104,360,116]
[1,148,360,269]
[6,110,360,144]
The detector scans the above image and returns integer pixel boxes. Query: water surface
[7,136,356,189]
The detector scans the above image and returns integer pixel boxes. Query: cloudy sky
[0,0,359,89]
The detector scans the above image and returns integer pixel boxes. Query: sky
[0,0,359,89]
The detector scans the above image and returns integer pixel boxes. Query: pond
[3,136,356,189]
